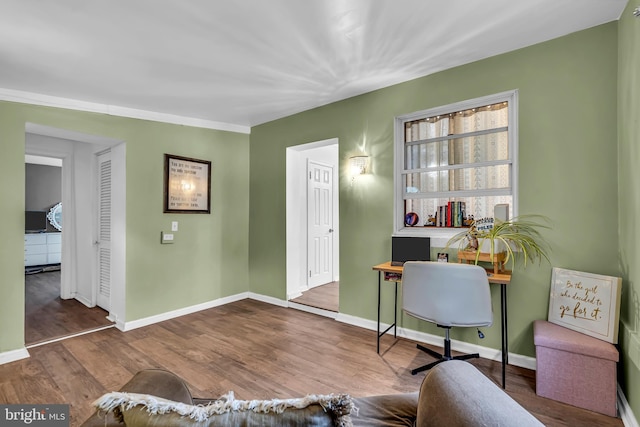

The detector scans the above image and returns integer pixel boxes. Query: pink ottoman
[533,320,618,417]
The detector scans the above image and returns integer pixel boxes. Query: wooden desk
[372,261,511,388]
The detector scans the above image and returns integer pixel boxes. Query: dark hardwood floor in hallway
[1,299,624,427]
[25,270,113,346]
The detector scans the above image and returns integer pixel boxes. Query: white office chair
[402,261,493,375]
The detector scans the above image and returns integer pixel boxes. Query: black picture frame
[164,154,211,213]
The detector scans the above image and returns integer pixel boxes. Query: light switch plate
[171,221,178,231]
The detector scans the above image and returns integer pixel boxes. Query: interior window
[394,90,518,245]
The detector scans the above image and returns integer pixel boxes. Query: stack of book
[435,201,466,227]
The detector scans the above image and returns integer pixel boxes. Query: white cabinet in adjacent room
[24,233,61,266]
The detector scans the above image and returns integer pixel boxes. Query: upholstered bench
[533,319,619,417]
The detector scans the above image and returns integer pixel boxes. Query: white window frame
[393,90,519,247]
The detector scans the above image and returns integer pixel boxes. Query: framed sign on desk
[164,154,211,213]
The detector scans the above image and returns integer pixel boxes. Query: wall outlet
[171,221,178,231]
[161,232,174,244]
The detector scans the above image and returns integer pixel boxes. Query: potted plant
[446,214,551,272]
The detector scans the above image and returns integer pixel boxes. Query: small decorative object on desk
[463,214,474,227]
[474,217,494,232]
[437,253,448,263]
[465,225,479,251]
[404,212,419,226]
[425,214,436,226]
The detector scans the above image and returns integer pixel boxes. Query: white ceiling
[0,1,628,131]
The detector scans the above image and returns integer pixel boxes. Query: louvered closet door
[97,151,112,311]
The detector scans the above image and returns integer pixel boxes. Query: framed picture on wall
[164,154,211,213]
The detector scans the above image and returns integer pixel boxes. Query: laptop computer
[391,236,431,266]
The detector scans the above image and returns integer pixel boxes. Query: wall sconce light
[349,155,370,177]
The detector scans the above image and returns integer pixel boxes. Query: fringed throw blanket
[93,390,355,427]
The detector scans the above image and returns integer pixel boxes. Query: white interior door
[307,161,333,288]
[96,150,111,311]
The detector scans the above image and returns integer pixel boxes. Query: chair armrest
[80,369,194,426]
[416,361,543,427]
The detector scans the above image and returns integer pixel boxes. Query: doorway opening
[286,138,339,315]
[24,155,113,346]
[24,123,126,346]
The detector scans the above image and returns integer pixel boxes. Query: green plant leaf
[444,214,551,270]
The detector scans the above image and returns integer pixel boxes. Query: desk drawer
[25,244,47,255]
[25,234,47,245]
[25,254,47,266]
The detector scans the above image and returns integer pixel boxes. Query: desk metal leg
[377,272,398,354]
[393,281,398,338]
[501,283,508,389]
[377,271,381,354]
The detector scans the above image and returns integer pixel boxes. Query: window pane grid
[398,96,514,224]
[404,102,508,143]
[403,159,511,174]
[404,164,511,193]
[404,126,508,147]
[404,188,512,199]
[404,131,509,170]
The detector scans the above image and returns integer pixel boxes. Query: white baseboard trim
[287,291,303,300]
[0,347,30,365]
[247,292,289,307]
[248,293,339,319]
[75,294,94,309]
[619,384,639,427]
[115,318,127,332]
[334,313,536,370]
[121,292,249,331]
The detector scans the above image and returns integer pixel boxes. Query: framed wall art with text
[164,154,211,214]
[548,267,622,343]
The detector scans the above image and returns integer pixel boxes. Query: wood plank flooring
[290,281,339,312]
[25,270,113,346]
[1,299,624,427]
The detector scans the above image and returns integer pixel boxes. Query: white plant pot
[479,238,506,254]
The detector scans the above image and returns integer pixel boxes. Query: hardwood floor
[1,299,624,427]
[290,281,339,312]
[25,270,113,346]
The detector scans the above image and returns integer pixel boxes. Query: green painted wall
[250,23,619,358]
[0,102,250,353]
[1,12,634,418]
[617,0,640,418]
